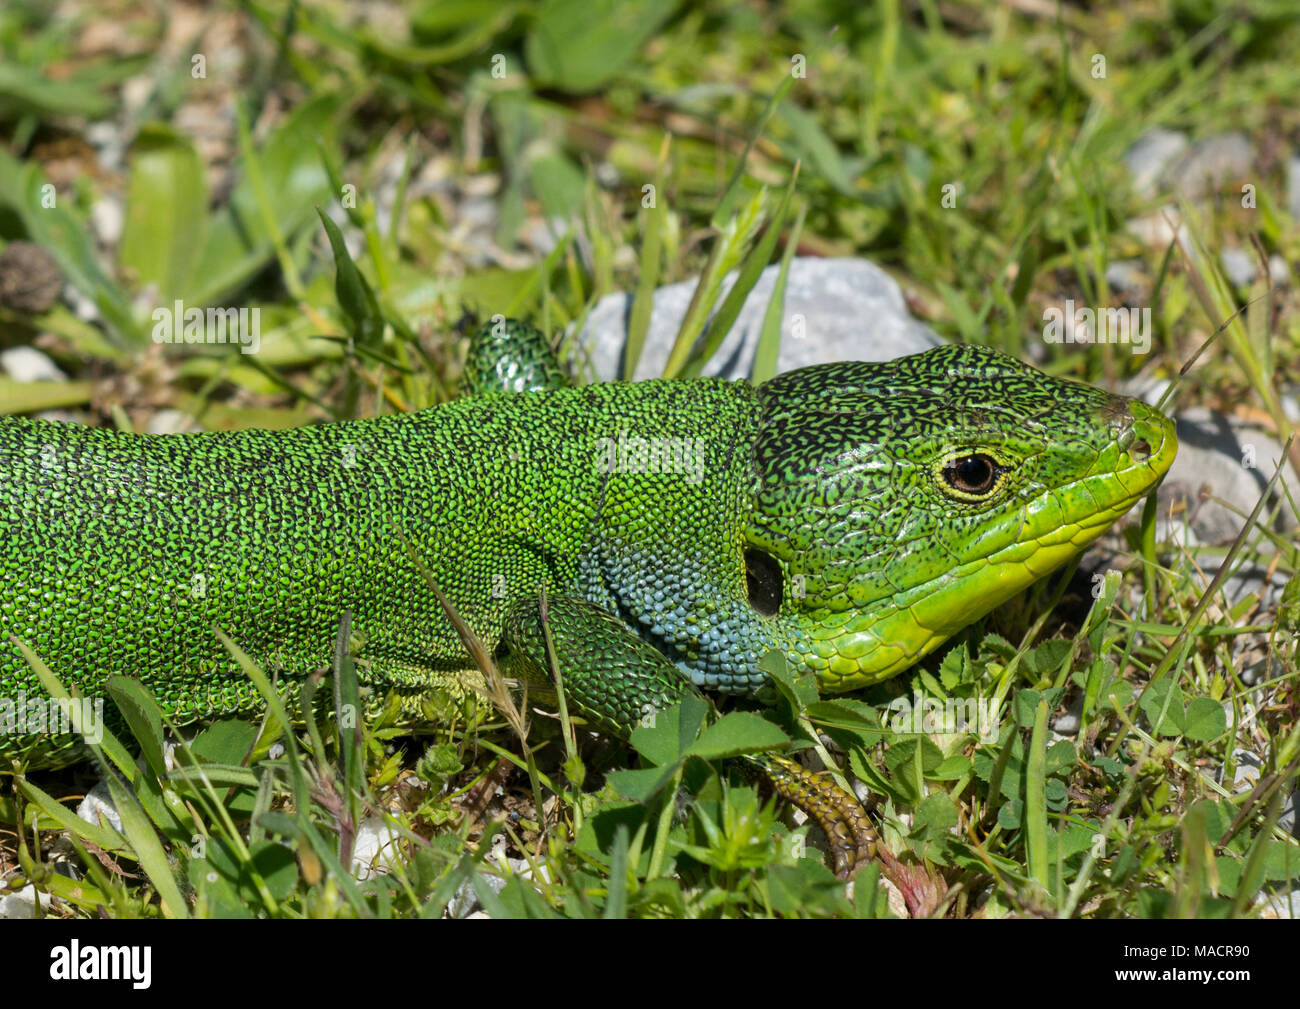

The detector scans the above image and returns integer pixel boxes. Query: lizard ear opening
[744,548,783,617]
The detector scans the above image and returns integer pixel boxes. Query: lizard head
[742,343,1177,692]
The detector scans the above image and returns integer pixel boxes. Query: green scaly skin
[0,320,1177,874]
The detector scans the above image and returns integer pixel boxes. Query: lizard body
[0,321,1177,870]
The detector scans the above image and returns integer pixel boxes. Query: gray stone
[1125,128,1189,198]
[446,873,507,918]
[1288,157,1300,222]
[1167,133,1253,199]
[1105,259,1147,294]
[577,257,942,382]
[1125,130,1253,201]
[1282,388,1300,425]
[1281,789,1298,837]
[1220,247,1257,288]
[1219,567,1291,620]
[1218,748,1263,793]
[1218,248,1288,290]
[1156,407,1298,543]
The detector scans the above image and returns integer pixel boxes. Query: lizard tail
[743,751,876,880]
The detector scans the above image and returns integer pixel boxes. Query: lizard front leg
[500,592,874,879]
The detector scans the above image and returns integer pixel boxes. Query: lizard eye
[744,548,783,617]
[941,453,1001,498]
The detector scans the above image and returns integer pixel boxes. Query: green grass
[1,0,1298,918]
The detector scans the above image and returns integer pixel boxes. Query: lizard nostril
[744,548,783,617]
[1131,438,1151,460]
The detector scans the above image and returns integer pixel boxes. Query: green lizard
[0,318,1176,875]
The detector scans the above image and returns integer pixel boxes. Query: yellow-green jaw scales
[744,343,1177,692]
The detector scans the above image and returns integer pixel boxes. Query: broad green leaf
[1046,824,1098,863]
[0,378,94,415]
[805,699,883,730]
[758,647,819,709]
[529,150,586,222]
[364,2,521,66]
[526,0,677,93]
[104,771,191,918]
[189,95,338,306]
[1022,639,1073,679]
[628,695,704,767]
[1138,679,1186,736]
[929,754,972,780]
[105,676,167,780]
[1045,739,1077,775]
[913,793,958,839]
[1183,697,1227,742]
[316,208,382,343]
[241,840,299,903]
[776,102,858,196]
[0,60,114,118]
[187,718,259,766]
[608,765,675,803]
[684,712,789,761]
[120,125,208,302]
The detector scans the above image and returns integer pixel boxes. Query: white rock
[1052,691,1084,735]
[446,872,507,919]
[76,780,123,834]
[1,346,66,383]
[1124,129,1189,198]
[1288,157,1300,222]
[350,815,403,880]
[579,257,942,382]
[146,409,202,435]
[90,197,125,247]
[1255,888,1300,919]
[1219,247,1256,288]
[0,883,46,919]
[1125,207,1194,257]
[63,285,101,324]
